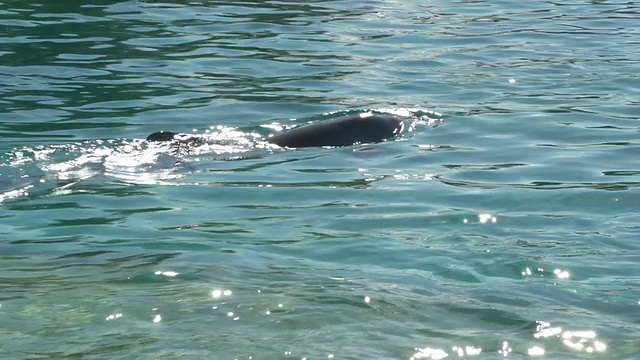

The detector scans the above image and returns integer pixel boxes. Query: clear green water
[1,1,639,359]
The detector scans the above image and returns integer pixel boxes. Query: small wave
[434,176,639,191]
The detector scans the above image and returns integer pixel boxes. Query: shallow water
[1,0,639,359]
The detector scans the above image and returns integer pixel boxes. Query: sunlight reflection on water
[410,321,607,359]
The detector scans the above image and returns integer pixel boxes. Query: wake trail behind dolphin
[0,108,443,204]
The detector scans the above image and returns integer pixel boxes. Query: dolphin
[146,113,405,149]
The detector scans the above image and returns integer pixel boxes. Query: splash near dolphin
[0,109,442,203]
[146,113,406,149]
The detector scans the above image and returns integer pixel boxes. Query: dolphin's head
[146,131,178,142]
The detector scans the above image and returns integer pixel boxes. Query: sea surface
[0,0,638,359]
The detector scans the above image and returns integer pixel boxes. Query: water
[1,0,638,358]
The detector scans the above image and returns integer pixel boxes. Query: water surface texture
[1,0,639,359]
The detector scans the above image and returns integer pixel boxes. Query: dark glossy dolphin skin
[146,131,205,146]
[146,113,405,148]
[268,113,404,148]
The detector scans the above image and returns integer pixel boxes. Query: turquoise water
[1,0,639,358]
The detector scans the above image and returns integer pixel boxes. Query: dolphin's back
[146,113,405,149]
[268,114,403,148]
